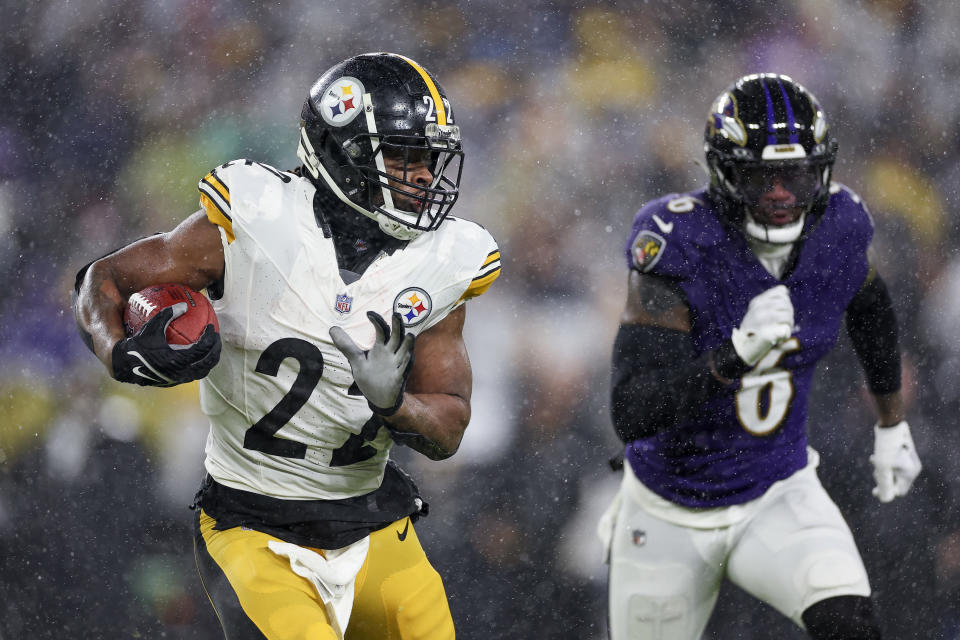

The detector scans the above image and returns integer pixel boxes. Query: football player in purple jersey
[599,74,921,640]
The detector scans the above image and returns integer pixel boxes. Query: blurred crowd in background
[3,0,960,638]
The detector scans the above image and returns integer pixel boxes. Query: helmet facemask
[356,125,463,239]
[718,154,833,244]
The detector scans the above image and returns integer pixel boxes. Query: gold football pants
[194,509,455,639]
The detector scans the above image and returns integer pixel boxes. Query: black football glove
[111,302,222,387]
[329,311,415,416]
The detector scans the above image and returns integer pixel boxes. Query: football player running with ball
[74,53,500,640]
[600,74,920,640]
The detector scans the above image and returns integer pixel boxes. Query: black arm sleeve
[610,324,746,442]
[845,274,901,394]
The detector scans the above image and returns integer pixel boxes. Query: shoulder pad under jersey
[821,182,875,248]
[623,190,725,280]
[423,217,502,305]
[198,159,300,243]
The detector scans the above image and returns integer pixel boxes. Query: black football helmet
[297,52,463,240]
[704,73,838,244]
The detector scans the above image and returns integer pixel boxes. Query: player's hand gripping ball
[113,283,222,386]
[123,283,219,342]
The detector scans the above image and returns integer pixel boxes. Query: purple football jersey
[621,185,874,508]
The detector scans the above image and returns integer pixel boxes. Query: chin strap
[744,211,806,244]
[375,213,423,241]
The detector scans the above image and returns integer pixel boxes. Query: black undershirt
[193,461,425,550]
[309,178,406,276]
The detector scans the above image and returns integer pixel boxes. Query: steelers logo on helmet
[319,76,366,127]
[393,287,433,327]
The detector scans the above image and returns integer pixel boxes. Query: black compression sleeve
[845,274,901,394]
[610,324,735,442]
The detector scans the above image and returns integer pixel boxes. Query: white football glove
[730,285,795,366]
[870,421,922,503]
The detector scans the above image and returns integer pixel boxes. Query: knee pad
[802,596,882,640]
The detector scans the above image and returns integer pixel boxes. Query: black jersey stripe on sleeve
[199,178,232,220]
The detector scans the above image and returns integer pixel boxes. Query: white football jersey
[196,159,500,501]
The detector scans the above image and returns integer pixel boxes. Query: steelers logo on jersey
[393,287,432,327]
[320,76,366,127]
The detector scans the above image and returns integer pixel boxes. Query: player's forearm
[611,324,740,441]
[611,360,721,440]
[872,391,904,427]
[846,274,901,395]
[382,392,470,459]
[74,259,128,373]
[846,275,905,426]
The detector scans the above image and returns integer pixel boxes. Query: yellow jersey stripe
[458,266,501,302]
[482,250,501,268]
[200,193,235,244]
[202,172,230,204]
[396,55,446,125]
[472,264,500,283]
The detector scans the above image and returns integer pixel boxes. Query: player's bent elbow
[610,390,672,442]
[431,418,468,460]
[389,428,462,461]
[425,442,459,461]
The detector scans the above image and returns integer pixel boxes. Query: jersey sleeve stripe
[458,266,501,302]
[199,178,232,219]
[200,193,236,244]
[481,250,500,268]
[472,261,501,282]
[205,170,231,200]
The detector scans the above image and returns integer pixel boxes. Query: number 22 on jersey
[241,337,382,467]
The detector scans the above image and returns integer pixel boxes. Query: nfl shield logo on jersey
[335,293,353,315]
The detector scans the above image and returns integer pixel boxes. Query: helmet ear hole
[318,130,345,165]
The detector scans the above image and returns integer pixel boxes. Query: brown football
[123,283,219,345]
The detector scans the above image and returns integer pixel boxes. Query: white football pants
[603,451,871,640]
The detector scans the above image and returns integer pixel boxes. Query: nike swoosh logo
[128,351,174,384]
[652,214,673,234]
[397,519,410,542]
[132,366,161,382]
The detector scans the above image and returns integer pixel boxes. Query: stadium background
[2,0,960,637]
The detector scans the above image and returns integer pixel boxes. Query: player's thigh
[347,516,454,640]
[608,496,725,640]
[194,510,337,640]
[726,471,870,627]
